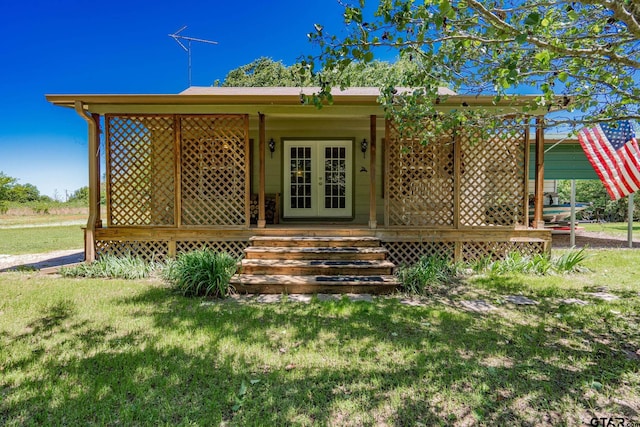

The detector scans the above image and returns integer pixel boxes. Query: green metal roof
[530,143,598,180]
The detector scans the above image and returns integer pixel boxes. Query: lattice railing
[180,115,249,226]
[386,121,455,226]
[385,117,528,228]
[459,117,528,227]
[176,241,248,259]
[106,115,175,226]
[383,241,455,266]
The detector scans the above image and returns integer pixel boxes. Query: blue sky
[0,0,350,198]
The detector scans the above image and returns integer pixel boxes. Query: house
[46,87,552,293]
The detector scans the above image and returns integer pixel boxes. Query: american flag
[577,120,640,200]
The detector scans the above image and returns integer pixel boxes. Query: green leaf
[364,51,374,62]
[558,71,568,82]
[590,381,603,391]
[515,34,528,44]
[534,50,551,66]
[239,381,248,396]
[541,18,550,27]
[525,12,540,27]
[439,0,452,16]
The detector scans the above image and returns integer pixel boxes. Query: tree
[7,183,41,203]
[215,57,313,87]
[0,172,17,201]
[304,0,639,131]
[67,186,89,204]
[217,56,417,88]
[557,180,640,221]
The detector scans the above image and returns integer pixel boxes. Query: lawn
[1,250,639,426]
[0,225,83,254]
[582,221,640,238]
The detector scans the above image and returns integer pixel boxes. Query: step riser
[237,236,396,294]
[233,284,397,295]
[244,252,387,261]
[240,266,394,276]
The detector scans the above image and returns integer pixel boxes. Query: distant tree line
[0,171,98,206]
[0,172,50,203]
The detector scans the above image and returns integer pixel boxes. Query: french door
[283,140,353,218]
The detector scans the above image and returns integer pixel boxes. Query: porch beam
[369,115,377,229]
[533,116,545,228]
[258,113,266,228]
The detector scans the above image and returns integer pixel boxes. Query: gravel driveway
[0,249,84,272]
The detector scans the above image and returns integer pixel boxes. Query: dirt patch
[552,231,640,249]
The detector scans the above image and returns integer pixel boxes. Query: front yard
[1,249,639,426]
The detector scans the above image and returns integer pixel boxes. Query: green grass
[1,249,639,425]
[582,221,640,237]
[0,225,83,254]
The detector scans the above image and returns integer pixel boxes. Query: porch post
[258,113,266,228]
[74,101,99,262]
[533,116,545,228]
[369,115,377,229]
[91,113,102,229]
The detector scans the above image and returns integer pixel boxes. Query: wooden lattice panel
[383,241,455,266]
[459,117,528,227]
[461,241,545,262]
[95,239,168,262]
[106,115,175,226]
[180,115,249,226]
[176,241,248,259]
[386,121,455,226]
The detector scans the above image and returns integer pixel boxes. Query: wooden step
[249,236,381,248]
[229,274,399,294]
[239,259,395,276]
[244,246,388,260]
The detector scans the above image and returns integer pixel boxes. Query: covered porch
[46,87,551,268]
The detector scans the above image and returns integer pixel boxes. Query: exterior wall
[248,115,385,224]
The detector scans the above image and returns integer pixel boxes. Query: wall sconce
[361,138,368,159]
[268,138,276,158]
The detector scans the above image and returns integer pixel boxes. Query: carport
[530,138,635,247]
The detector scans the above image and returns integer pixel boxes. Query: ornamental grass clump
[552,247,590,273]
[60,254,157,279]
[396,255,459,295]
[484,248,589,276]
[163,249,237,298]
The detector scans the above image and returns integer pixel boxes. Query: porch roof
[45,86,555,116]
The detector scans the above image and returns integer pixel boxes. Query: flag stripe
[577,121,640,200]
[580,127,623,198]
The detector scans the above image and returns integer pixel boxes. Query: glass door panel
[283,140,352,218]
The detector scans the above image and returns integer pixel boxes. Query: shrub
[163,249,237,298]
[0,201,8,215]
[61,254,157,279]
[552,248,589,273]
[396,255,459,295]
[483,249,588,276]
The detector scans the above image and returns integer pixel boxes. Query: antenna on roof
[169,26,218,87]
